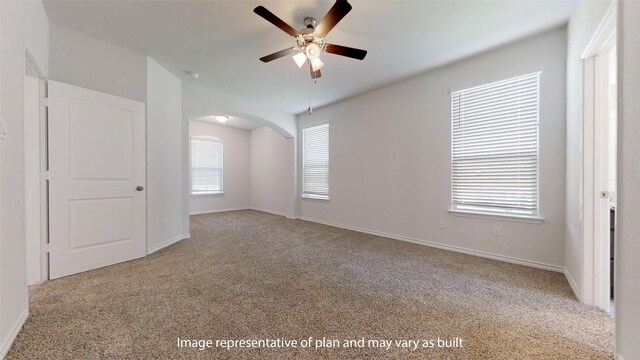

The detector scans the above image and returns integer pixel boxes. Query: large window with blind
[191,136,223,195]
[302,124,330,200]
[451,72,540,218]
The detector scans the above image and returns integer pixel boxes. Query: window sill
[302,194,330,201]
[191,192,224,197]
[448,208,544,224]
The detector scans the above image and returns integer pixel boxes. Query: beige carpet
[8,210,613,359]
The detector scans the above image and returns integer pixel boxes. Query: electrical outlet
[439,220,445,229]
[493,225,502,237]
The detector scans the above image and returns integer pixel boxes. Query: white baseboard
[190,207,296,219]
[0,309,28,359]
[563,268,581,300]
[147,233,191,255]
[250,207,288,218]
[189,207,249,216]
[298,216,564,273]
[27,282,45,298]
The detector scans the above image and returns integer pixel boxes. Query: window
[302,124,329,200]
[451,72,540,218]
[191,136,223,195]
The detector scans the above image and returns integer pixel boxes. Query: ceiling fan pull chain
[308,80,314,116]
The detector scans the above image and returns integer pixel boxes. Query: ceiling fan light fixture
[305,43,321,60]
[215,115,229,123]
[310,57,324,72]
[292,52,307,68]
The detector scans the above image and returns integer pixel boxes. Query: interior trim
[564,267,581,301]
[189,207,249,216]
[146,233,191,255]
[298,215,564,273]
[0,309,28,359]
[250,207,288,218]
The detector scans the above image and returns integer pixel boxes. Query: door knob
[136,186,144,191]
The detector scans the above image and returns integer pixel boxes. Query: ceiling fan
[254,0,367,79]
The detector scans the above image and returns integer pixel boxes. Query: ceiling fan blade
[310,63,321,79]
[324,44,367,60]
[254,6,299,38]
[314,0,352,38]
[260,48,297,63]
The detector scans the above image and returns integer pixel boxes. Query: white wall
[0,0,3,348]
[250,126,295,217]
[564,0,613,300]
[48,26,189,252]
[189,121,250,214]
[181,81,298,229]
[146,57,188,253]
[49,23,146,102]
[297,28,567,271]
[182,81,296,139]
[0,0,49,357]
[187,122,296,218]
[617,2,640,358]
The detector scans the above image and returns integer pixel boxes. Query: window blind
[303,124,329,199]
[451,72,540,216]
[191,137,223,194]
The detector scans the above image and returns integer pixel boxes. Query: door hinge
[43,243,50,253]
[43,171,51,180]
[600,191,610,199]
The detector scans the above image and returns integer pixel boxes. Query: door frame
[24,49,48,287]
[581,1,617,311]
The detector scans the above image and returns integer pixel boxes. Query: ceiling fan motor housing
[299,20,319,44]
[304,17,317,29]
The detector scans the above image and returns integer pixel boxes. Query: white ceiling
[193,115,262,131]
[43,0,578,115]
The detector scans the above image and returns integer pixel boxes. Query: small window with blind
[302,124,330,200]
[450,72,540,218]
[191,136,223,195]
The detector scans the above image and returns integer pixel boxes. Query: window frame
[449,72,543,222]
[190,135,224,196]
[302,123,330,201]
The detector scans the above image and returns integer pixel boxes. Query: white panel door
[48,81,146,279]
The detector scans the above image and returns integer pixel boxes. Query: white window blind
[303,124,329,199]
[451,72,540,217]
[191,137,223,194]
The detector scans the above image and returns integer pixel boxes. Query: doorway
[24,66,148,281]
[24,51,48,286]
[581,2,617,314]
[593,41,616,314]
